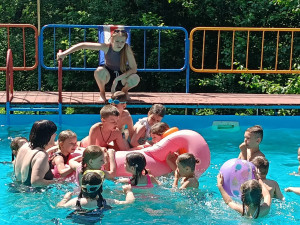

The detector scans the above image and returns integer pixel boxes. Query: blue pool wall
[1,114,299,129]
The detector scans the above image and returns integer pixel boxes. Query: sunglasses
[81,184,102,193]
[113,29,127,34]
[108,98,127,105]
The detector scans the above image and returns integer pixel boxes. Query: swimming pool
[1,115,300,224]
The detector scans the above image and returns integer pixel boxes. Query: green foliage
[0,0,298,116]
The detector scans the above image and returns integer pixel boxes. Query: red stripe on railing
[6,49,14,102]
[58,50,63,104]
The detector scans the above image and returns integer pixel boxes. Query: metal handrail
[6,49,14,102]
[190,27,300,74]
[0,24,38,71]
[40,24,190,92]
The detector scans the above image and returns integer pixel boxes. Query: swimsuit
[135,117,152,145]
[23,150,53,186]
[67,196,111,224]
[130,174,154,189]
[103,45,124,92]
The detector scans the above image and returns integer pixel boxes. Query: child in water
[57,171,135,209]
[69,145,116,185]
[130,104,166,147]
[10,137,28,163]
[217,174,271,219]
[170,153,199,189]
[252,156,284,200]
[51,130,79,179]
[118,152,161,188]
[238,125,265,161]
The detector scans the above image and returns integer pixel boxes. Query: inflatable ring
[162,127,179,138]
[220,158,256,197]
[115,130,210,178]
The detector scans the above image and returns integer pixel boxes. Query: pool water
[1,115,300,224]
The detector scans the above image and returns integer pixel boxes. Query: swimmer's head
[81,171,103,199]
[58,130,77,153]
[10,137,28,160]
[150,122,170,144]
[82,145,106,171]
[241,179,262,218]
[176,153,199,173]
[125,152,147,185]
[29,120,57,149]
[252,156,269,176]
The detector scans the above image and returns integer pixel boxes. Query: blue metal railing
[39,25,190,92]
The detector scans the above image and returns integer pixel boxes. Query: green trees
[0,0,298,99]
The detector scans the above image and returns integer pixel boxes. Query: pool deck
[1,91,300,109]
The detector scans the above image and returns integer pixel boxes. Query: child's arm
[57,192,77,207]
[130,125,146,147]
[53,156,74,177]
[114,131,130,151]
[116,177,131,183]
[150,175,161,185]
[57,42,108,61]
[217,174,243,214]
[166,152,178,171]
[179,178,199,190]
[109,185,135,205]
[238,143,247,160]
[46,145,59,155]
[88,124,99,145]
[273,181,285,200]
[68,156,82,170]
[172,169,180,188]
[258,179,271,217]
[285,187,300,195]
[126,115,135,140]
[103,149,116,179]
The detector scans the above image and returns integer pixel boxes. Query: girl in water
[217,174,271,219]
[118,152,161,188]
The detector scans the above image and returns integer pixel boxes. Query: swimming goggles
[113,29,127,34]
[81,184,102,193]
[108,98,127,105]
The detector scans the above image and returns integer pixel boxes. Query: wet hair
[58,130,77,149]
[148,104,166,117]
[100,105,120,119]
[126,152,148,186]
[176,153,199,172]
[252,156,269,176]
[111,30,129,73]
[10,137,28,160]
[150,122,170,136]
[81,145,105,174]
[29,120,57,149]
[111,91,127,102]
[246,125,263,141]
[79,171,104,200]
[240,179,262,219]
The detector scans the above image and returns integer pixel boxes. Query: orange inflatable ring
[162,127,179,138]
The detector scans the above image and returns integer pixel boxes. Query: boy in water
[171,153,199,189]
[130,104,166,147]
[252,156,285,200]
[109,91,134,140]
[238,125,265,162]
[82,105,130,151]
